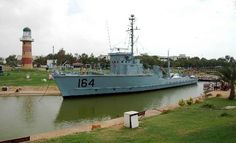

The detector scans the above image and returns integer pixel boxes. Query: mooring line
[38,83,50,102]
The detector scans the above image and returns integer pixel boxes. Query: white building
[98,55,110,60]
[47,60,57,69]
[159,54,190,61]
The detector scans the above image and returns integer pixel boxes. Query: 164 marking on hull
[53,15,198,97]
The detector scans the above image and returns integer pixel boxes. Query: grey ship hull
[54,74,198,97]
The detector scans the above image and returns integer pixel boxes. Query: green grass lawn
[0,69,55,86]
[34,98,236,143]
[0,68,108,86]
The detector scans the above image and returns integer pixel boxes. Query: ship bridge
[109,52,143,75]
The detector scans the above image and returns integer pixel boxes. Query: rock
[1,86,8,91]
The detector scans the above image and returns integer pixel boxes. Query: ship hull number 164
[78,79,95,88]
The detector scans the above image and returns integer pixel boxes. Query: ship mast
[168,50,170,78]
[128,14,138,56]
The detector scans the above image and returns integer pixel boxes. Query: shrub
[178,99,186,106]
[161,109,170,115]
[201,103,215,109]
[195,98,203,104]
[186,97,193,105]
[220,112,233,117]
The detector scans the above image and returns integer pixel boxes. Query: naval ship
[53,15,198,97]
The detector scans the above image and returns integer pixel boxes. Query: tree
[200,58,208,68]
[0,57,4,65]
[56,49,66,65]
[33,56,47,67]
[137,54,164,69]
[65,53,76,65]
[79,53,89,64]
[218,58,236,100]
[46,54,54,59]
[6,55,18,67]
[98,57,109,69]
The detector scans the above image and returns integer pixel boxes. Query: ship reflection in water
[55,83,202,127]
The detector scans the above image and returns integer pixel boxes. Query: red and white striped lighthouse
[20,27,34,69]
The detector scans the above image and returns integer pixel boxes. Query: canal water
[0,82,204,140]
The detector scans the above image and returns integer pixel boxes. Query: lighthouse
[20,27,34,69]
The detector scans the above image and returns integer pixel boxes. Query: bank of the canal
[32,97,236,143]
[0,85,60,96]
[0,82,204,141]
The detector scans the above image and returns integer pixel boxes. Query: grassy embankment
[34,98,236,143]
[0,68,108,87]
[0,69,55,86]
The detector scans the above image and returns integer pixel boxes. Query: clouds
[68,0,82,15]
[0,0,54,56]
[0,0,236,59]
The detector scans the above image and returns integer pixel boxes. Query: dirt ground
[0,85,61,96]
[208,90,231,98]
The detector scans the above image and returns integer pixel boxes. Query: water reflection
[0,83,203,141]
[55,83,202,125]
[22,96,34,123]
[0,96,62,141]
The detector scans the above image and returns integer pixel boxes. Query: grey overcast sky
[0,0,236,59]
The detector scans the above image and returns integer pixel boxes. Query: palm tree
[218,62,236,100]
